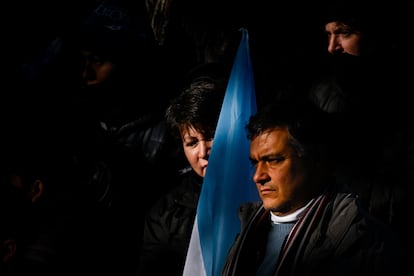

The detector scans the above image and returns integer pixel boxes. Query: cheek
[283,164,309,201]
[270,165,299,198]
[183,148,198,167]
[344,38,362,56]
[95,63,116,82]
[184,149,205,177]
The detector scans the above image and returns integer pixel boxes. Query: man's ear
[1,239,17,263]
[30,179,44,203]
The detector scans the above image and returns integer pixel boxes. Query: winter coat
[222,182,403,276]
[138,169,202,276]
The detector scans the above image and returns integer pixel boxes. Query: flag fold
[183,28,260,276]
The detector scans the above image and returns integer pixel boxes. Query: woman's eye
[185,141,198,147]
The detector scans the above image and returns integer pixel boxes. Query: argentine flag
[182,28,260,276]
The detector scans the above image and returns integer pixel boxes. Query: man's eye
[339,31,351,37]
[267,157,285,165]
[250,157,286,168]
[91,55,105,64]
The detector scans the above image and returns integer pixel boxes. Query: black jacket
[138,169,202,276]
[222,183,403,276]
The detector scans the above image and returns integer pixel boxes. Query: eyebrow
[326,23,354,34]
[250,152,285,162]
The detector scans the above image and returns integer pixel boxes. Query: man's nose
[81,60,96,82]
[253,162,270,185]
[327,35,343,54]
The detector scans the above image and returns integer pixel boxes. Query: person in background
[323,4,369,57]
[138,62,230,276]
[308,0,409,113]
[307,1,414,269]
[76,0,180,208]
[73,1,183,274]
[0,105,79,276]
[0,177,31,276]
[222,99,403,276]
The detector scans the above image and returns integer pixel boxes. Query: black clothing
[138,169,202,276]
[308,53,414,272]
[222,183,403,276]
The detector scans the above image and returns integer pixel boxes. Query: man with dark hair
[222,99,403,276]
[306,3,414,271]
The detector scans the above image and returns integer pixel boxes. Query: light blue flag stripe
[188,28,260,276]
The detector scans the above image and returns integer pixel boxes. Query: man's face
[80,49,116,86]
[249,128,312,216]
[325,21,364,56]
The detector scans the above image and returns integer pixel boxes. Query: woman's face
[181,126,213,177]
[325,21,364,56]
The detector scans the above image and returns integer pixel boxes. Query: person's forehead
[325,22,366,41]
[325,21,353,31]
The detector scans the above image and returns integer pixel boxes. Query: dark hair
[320,0,389,37]
[322,2,365,30]
[246,99,332,161]
[165,63,230,140]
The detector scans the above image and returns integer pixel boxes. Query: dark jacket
[222,182,403,276]
[138,169,202,276]
[66,107,183,276]
[308,54,414,265]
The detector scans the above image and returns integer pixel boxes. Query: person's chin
[262,198,278,211]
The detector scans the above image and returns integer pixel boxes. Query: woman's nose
[198,140,212,158]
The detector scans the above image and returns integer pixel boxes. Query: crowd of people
[2,0,413,275]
